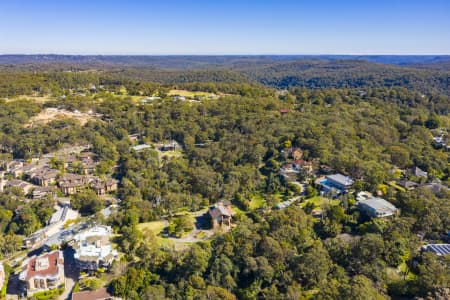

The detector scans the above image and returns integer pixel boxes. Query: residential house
[279,108,289,114]
[59,173,89,195]
[91,178,118,195]
[320,173,354,194]
[397,180,419,190]
[60,155,78,169]
[79,152,95,161]
[19,251,65,296]
[159,140,181,152]
[32,186,57,199]
[130,144,152,152]
[410,166,428,178]
[128,134,140,143]
[72,287,122,300]
[208,201,235,229]
[30,167,59,187]
[423,182,449,195]
[422,244,450,256]
[80,159,97,175]
[293,160,314,174]
[23,228,48,249]
[5,179,36,195]
[287,147,303,160]
[72,225,117,272]
[433,134,449,150]
[280,163,300,174]
[10,163,39,178]
[357,197,398,218]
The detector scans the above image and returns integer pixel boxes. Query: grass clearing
[137,220,166,234]
[159,149,183,161]
[168,89,216,98]
[248,193,266,210]
[302,196,339,208]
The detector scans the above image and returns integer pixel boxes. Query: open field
[10,95,55,103]
[168,89,216,98]
[25,107,95,127]
[301,196,340,208]
[137,220,167,234]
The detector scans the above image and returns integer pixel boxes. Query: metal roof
[326,174,354,186]
[358,197,397,215]
[424,244,450,256]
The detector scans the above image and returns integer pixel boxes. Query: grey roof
[358,197,397,215]
[423,244,450,256]
[423,183,449,194]
[327,174,354,186]
[412,167,428,177]
[130,144,151,151]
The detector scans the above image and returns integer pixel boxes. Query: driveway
[60,248,79,300]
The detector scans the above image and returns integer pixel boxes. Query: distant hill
[0,55,449,95]
[1,54,450,69]
[238,59,450,93]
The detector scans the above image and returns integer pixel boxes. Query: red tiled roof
[25,251,62,280]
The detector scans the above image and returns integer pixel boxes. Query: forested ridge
[0,58,449,299]
[1,56,449,97]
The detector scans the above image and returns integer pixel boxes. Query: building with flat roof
[357,197,398,218]
[19,251,65,296]
[319,173,354,196]
[130,144,152,152]
[72,225,117,271]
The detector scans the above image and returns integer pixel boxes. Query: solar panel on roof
[425,244,450,256]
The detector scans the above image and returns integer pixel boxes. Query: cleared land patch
[26,107,96,127]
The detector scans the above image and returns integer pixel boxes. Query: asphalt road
[60,248,79,300]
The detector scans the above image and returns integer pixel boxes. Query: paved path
[60,248,79,300]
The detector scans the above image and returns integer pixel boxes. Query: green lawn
[248,194,266,210]
[301,196,339,208]
[168,89,216,98]
[136,220,177,247]
[137,220,166,234]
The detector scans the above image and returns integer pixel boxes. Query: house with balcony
[91,178,119,195]
[319,173,354,196]
[59,173,89,195]
[72,225,117,272]
[30,167,59,187]
[19,251,65,296]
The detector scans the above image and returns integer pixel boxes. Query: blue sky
[0,0,449,54]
